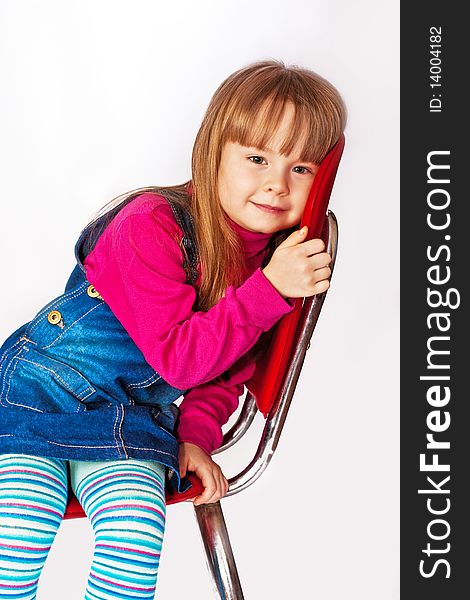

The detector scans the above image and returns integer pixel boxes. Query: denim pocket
[0,344,96,413]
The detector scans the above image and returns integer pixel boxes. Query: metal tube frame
[194,502,245,600]
[193,211,338,599]
[212,392,258,455]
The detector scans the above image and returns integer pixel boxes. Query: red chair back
[246,135,345,416]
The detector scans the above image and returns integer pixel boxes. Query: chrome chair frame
[194,210,339,599]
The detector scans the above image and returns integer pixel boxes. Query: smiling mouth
[251,201,286,214]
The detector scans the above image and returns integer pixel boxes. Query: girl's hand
[262,226,332,299]
[178,442,229,506]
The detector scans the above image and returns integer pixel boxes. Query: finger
[220,474,229,497]
[277,226,308,249]
[204,474,224,504]
[299,238,326,255]
[309,252,331,269]
[214,473,229,502]
[219,470,228,492]
[312,279,330,295]
[194,487,217,506]
[178,456,187,479]
[312,266,331,282]
[211,473,226,503]
[193,472,218,506]
[196,470,227,505]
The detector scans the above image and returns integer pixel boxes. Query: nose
[263,169,289,196]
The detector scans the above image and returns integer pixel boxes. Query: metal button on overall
[87,284,102,299]
[47,310,64,328]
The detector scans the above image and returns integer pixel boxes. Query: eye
[248,155,267,165]
[293,165,313,174]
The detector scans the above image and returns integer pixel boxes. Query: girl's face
[217,103,319,234]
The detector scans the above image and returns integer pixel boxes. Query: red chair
[64,134,345,599]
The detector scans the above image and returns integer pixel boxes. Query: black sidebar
[401,4,467,599]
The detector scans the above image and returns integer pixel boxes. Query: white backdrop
[0,1,399,598]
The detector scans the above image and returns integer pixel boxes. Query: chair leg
[193,501,245,600]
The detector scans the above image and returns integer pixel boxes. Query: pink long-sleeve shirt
[84,192,294,454]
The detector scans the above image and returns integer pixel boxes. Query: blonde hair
[87,59,346,311]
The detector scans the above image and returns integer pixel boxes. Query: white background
[0,1,399,598]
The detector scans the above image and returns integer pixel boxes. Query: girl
[0,59,346,599]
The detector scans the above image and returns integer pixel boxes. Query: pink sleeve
[84,197,294,390]
[176,353,256,454]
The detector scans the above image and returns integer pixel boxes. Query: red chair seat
[64,472,204,519]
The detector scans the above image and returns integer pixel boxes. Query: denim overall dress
[0,194,197,493]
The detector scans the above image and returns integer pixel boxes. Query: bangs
[222,95,340,165]
[225,97,301,156]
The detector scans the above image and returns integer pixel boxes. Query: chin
[243,218,273,233]
[260,224,286,235]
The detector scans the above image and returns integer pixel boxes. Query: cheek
[218,162,240,193]
[297,181,315,209]
[222,170,255,202]
[217,168,232,203]
[293,193,309,217]
[217,175,241,218]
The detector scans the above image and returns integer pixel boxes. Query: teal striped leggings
[0,454,166,599]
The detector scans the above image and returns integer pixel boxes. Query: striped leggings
[0,454,166,599]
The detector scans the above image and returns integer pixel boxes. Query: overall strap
[165,197,199,287]
[73,189,200,288]
[74,191,146,274]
